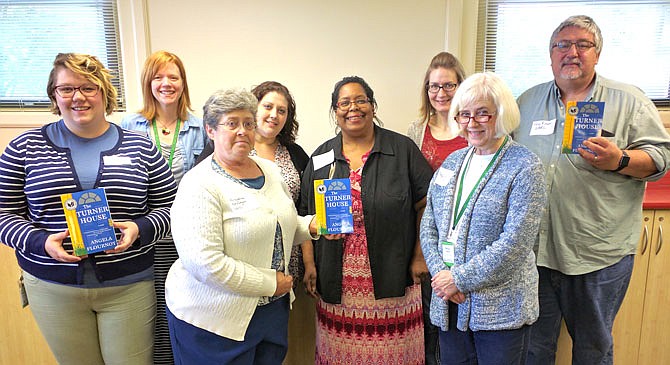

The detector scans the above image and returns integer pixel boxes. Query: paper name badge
[529,119,556,136]
[103,155,132,166]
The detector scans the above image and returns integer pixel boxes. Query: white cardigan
[165,155,314,341]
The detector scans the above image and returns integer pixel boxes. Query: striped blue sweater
[0,122,177,284]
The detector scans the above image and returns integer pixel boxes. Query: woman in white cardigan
[165,88,321,364]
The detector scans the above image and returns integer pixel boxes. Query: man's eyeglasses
[454,112,496,125]
[336,99,369,111]
[552,40,596,52]
[54,85,100,98]
[427,82,458,94]
[218,120,257,131]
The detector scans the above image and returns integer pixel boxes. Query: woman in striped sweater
[0,53,177,365]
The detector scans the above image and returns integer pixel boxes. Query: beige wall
[143,0,452,153]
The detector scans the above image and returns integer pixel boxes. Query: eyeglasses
[54,84,100,98]
[336,99,369,111]
[218,120,257,131]
[427,82,458,94]
[454,112,496,125]
[552,40,596,52]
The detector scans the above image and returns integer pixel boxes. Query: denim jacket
[121,112,206,172]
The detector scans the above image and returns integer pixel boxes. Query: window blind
[0,0,125,110]
[476,0,670,106]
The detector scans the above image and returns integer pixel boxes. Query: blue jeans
[526,255,634,365]
[168,296,289,365]
[440,302,531,365]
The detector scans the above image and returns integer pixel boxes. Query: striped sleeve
[0,129,77,256]
[101,132,176,245]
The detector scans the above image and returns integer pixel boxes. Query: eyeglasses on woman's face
[218,119,257,131]
[54,84,100,98]
[427,82,458,94]
[336,98,369,111]
[454,111,496,125]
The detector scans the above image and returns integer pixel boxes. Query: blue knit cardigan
[420,138,546,331]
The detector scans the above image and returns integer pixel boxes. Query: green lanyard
[451,135,508,230]
[151,118,181,169]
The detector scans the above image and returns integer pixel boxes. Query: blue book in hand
[314,178,354,234]
[562,101,605,154]
[61,188,117,256]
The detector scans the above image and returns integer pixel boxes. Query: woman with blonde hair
[0,53,176,364]
[407,51,468,365]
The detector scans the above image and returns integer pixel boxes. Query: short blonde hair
[46,53,117,115]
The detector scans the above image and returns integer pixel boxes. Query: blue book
[313,178,354,234]
[562,101,605,154]
[61,188,117,256]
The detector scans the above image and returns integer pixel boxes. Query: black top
[299,125,433,304]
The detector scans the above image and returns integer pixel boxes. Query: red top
[420,124,469,171]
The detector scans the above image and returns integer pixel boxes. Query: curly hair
[46,53,117,115]
[252,81,299,145]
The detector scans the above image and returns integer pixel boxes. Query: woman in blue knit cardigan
[420,72,547,365]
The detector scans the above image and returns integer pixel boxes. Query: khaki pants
[23,271,155,365]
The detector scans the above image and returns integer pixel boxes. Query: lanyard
[151,118,181,168]
[451,135,508,230]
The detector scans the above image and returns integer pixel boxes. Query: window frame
[475,0,670,107]
[0,0,126,111]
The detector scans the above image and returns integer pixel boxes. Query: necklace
[151,118,181,168]
[155,118,177,135]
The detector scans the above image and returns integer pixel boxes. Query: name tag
[103,155,132,165]
[434,167,455,187]
[441,241,454,268]
[312,150,335,171]
[228,195,260,213]
[529,119,556,136]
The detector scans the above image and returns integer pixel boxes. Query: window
[0,0,125,110]
[476,0,670,106]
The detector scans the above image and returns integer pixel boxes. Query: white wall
[142,0,453,153]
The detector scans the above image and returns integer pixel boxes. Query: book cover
[60,188,117,256]
[313,178,354,234]
[561,101,605,154]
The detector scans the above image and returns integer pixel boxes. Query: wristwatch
[612,150,630,172]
